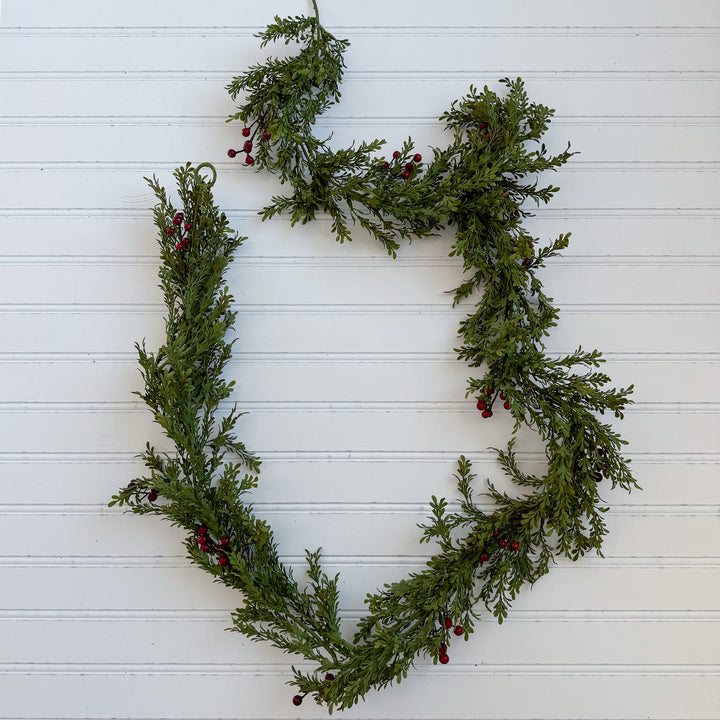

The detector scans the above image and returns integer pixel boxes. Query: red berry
[439,643,447,653]
[184,222,191,231]
[220,537,230,546]
[486,387,493,395]
[405,162,414,171]
[454,625,463,636]
[245,155,254,165]
[262,130,271,141]
[197,526,207,534]
[499,539,507,548]
[198,536,208,546]
[479,122,487,129]
[480,552,489,562]
[444,617,453,629]
[173,216,182,226]
[175,242,183,251]
[147,490,158,502]
[382,161,389,169]
[325,673,334,681]
[392,150,400,159]
[503,401,511,410]
[485,132,491,139]
[218,556,228,566]
[243,140,253,153]
[439,653,449,664]
[402,170,410,179]
[292,695,303,706]
[492,530,499,536]
[476,400,486,411]
[227,148,237,158]
[499,392,505,400]
[242,127,251,137]
[413,153,422,162]
[182,238,189,247]
[200,544,210,553]
[166,227,175,236]
[510,541,520,551]
[481,410,492,419]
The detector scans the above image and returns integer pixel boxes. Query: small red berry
[405,162,414,171]
[243,140,253,153]
[503,400,511,410]
[220,537,230,546]
[227,148,237,158]
[173,216,182,226]
[197,526,207,534]
[499,392,505,400]
[262,130,271,141]
[485,132,491,139]
[402,170,409,179]
[493,529,499,536]
[499,539,507,548]
[454,625,463,636]
[242,127,251,137]
[510,541,520,551]
[486,387,493,395]
[439,653,449,664]
[184,222,191,231]
[439,643,447,653]
[292,695,303,706]
[480,552,489,562]
[393,150,400,159]
[147,490,158,502]
[479,122,487,129]
[245,155,254,165]
[382,161,389,169]
[444,617,453,629]
[175,242,183,251]
[413,153,422,162]
[325,673,334,681]
[198,536,208,546]
[476,400,486,411]
[200,544,210,553]
[218,556,229,566]
[166,227,175,236]
[481,410,492,418]
[182,238,189,247]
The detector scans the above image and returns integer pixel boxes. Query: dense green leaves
[112,9,638,714]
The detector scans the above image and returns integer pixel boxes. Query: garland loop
[112,7,637,712]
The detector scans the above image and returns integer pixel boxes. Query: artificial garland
[111,4,638,712]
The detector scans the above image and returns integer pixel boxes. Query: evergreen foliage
[112,6,638,713]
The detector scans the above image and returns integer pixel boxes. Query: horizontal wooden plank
[0,406,714,454]
[2,121,719,164]
[2,34,718,73]
[4,617,719,666]
[0,215,717,258]
[1,261,718,306]
[2,78,719,120]
[0,357,712,404]
[0,166,716,211]
[2,309,718,354]
[1,458,716,506]
[0,670,717,719]
[4,0,720,28]
[1,510,717,559]
[1,564,718,614]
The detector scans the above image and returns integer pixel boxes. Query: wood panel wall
[1,1,719,718]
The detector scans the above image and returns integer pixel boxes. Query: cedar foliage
[112,6,637,713]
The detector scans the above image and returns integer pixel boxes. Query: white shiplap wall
[1,1,720,718]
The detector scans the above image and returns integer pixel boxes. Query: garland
[111,5,638,712]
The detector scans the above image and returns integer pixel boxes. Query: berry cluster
[166,212,192,252]
[227,124,272,166]
[379,150,422,180]
[291,673,335,707]
[195,525,231,567]
[475,386,512,418]
[432,616,468,665]
[476,529,522,567]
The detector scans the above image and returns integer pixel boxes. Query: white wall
[1,1,719,718]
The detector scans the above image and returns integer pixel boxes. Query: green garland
[111,6,638,712]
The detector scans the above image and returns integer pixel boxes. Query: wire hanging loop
[193,162,217,188]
